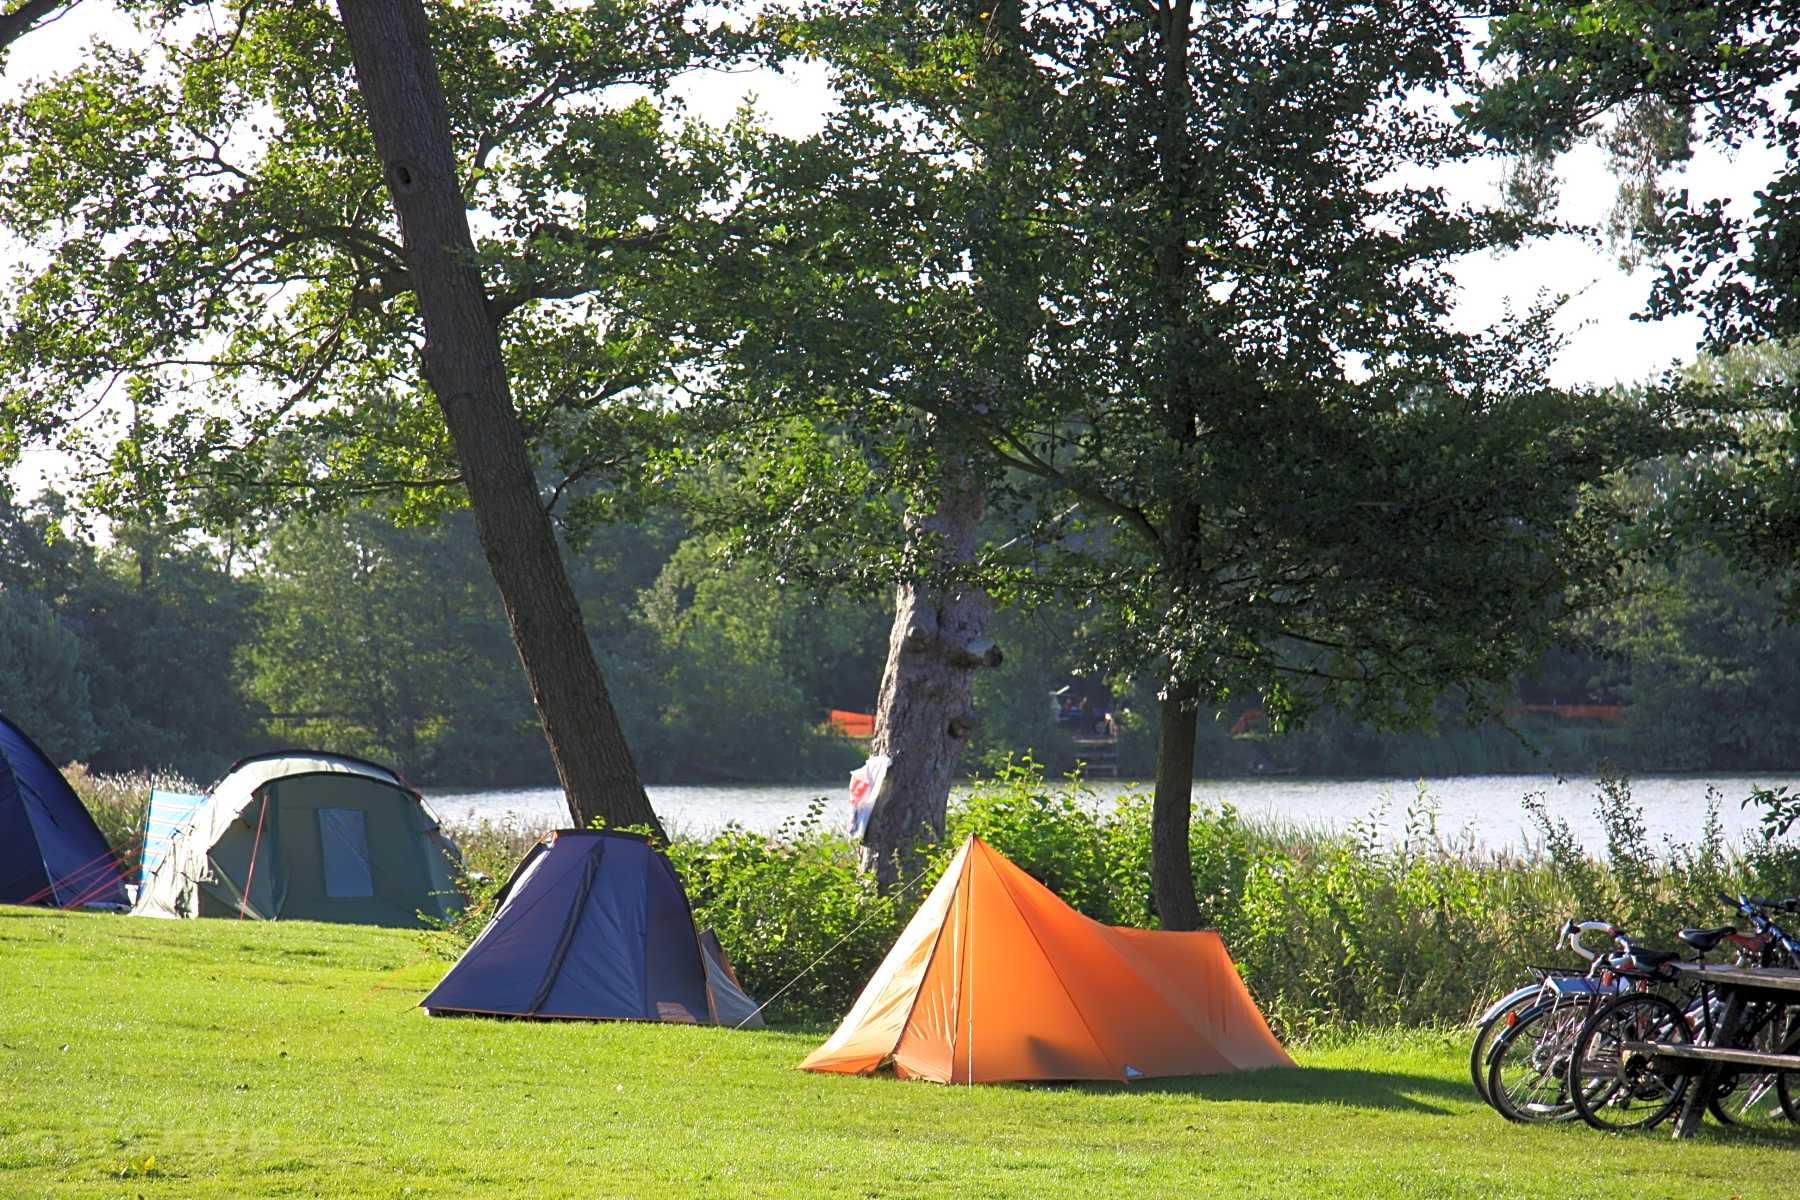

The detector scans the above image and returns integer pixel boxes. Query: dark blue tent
[0,711,127,909]
[421,829,761,1026]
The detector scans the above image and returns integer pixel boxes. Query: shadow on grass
[1675,1119,1800,1145]
[1033,1065,1469,1115]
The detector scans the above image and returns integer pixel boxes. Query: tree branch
[0,0,72,52]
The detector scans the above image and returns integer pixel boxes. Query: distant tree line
[5,467,1797,789]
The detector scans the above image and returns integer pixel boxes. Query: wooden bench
[1623,1040,1800,1074]
[1662,962,1800,1137]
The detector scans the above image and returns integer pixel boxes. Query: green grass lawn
[1,906,1791,1199]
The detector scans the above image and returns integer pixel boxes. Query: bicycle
[1693,893,1800,1129]
[1483,922,1652,1123]
[1565,903,1782,1132]
[1469,919,1616,1109]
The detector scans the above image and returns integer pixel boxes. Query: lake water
[427,773,1800,853]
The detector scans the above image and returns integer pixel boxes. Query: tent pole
[965,844,975,1088]
[239,791,271,919]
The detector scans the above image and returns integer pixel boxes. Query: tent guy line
[682,854,944,1073]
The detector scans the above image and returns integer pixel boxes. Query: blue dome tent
[422,830,762,1027]
[0,711,127,909]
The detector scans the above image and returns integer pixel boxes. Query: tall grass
[76,758,1800,1040]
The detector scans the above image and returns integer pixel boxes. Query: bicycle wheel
[1569,992,1692,1132]
[1485,1000,1591,1123]
[1470,989,1541,1105]
[1707,1002,1800,1129]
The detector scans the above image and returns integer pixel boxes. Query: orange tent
[800,836,1294,1083]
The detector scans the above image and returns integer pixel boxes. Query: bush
[427,765,1800,1040]
[418,816,555,958]
[668,800,912,1024]
[945,757,1143,923]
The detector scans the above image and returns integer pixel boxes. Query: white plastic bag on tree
[846,754,891,837]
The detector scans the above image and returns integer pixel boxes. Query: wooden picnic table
[1654,961,1800,1138]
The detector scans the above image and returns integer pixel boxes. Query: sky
[1,4,1783,498]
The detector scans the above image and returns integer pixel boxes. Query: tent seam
[528,838,604,1015]
[885,844,967,1078]
[980,843,1121,1077]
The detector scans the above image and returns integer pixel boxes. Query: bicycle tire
[1485,999,1592,1123]
[1470,990,1541,1105]
[1568,992,1692,1132]
[1707,1002,1800,1128]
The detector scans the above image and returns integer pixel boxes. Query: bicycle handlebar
[1563,918,1621,963]
[1721,892,1800,964]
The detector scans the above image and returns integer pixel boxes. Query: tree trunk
[862,469,999,890]
[334,0,662,838]
[1146,0,1203,933]
[1151,676,1202,930]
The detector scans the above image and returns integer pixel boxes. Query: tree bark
[0,0,68,54]
[1143,0,1205,932]
[334,0,662,838]
[862,466,998,890]
[1151,675,1202,930]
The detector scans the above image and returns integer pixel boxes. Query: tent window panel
[318,808,375,898]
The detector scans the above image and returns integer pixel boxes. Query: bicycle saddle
[1677,925,1737,953]
[1615,944,1682,969]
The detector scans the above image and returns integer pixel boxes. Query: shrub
[668,800,914,1025]
[425,765,1800,1039]
[418,816,554,959]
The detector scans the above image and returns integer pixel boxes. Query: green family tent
[422,829,763,1027]
[133,751,462,926]
[0,710,127,909]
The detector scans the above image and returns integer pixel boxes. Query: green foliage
[1582,546,1800,769]
[1473,0,1799,345]
[665,801,907,1024]
[1746,784,1800,839]
[0,586,95,756]
[62,537,265,779]
[247,505,545,783]
[415,817,543,961]
[1519,772,1736,949]
[0,0,750,532]
[708,0,1676,746]
[440,764,1800,1040]
[628,540,873,782]
[1232,798,1505,1036]
[0,488,263,780]
[236,498,880,787]
[945,758,1150,926]
[1471,8,1800,615]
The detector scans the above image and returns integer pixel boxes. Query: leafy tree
[713,0,1671,924]
[60,539,264,778]
[0,587,94,758]
[633,538,871,781]
[248,506,541,781]
[0,0,759,833]
[1672,339,1800,612]
[0,484,260,776]
[1589,547,1800,769]
[1473,0,1800,345]
[1471,0,1800,598]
